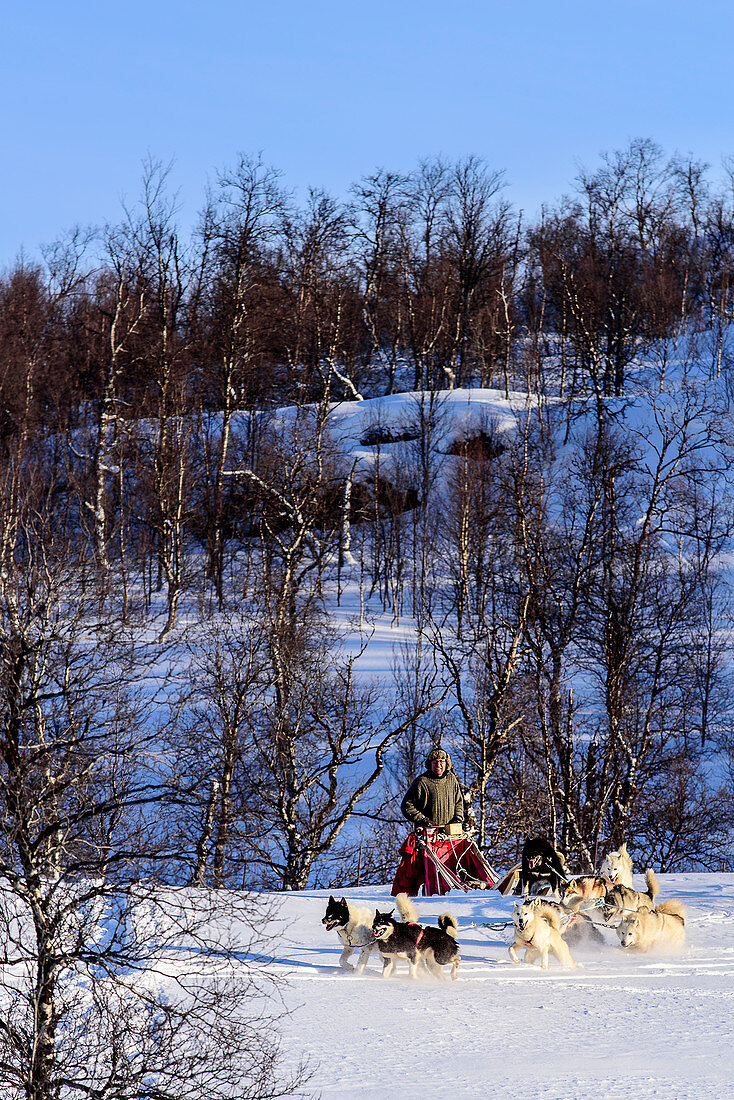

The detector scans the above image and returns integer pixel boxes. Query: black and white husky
[321,895,381,974]
[372,893,460,980]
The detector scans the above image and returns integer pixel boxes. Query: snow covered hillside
[274,875,734,1099]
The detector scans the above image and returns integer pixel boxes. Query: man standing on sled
[392,747,495,896]
[400,747,465,830]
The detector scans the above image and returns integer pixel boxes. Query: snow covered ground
[271,875,734,1099]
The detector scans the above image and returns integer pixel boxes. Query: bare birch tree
[0,465,307,1100]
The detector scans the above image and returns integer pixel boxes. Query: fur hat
[426,746,452,770]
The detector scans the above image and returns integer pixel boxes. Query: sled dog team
[321,841,686,980]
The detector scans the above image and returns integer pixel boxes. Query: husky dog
[603,869,659,926]
[524,897,604,947]
[322,895,381,974]
[600,843,634,888]
[617,900,686,953]
[372,893,460,980]
[515,836,570,897]
[561,876,608,912]
[509,900,576,969]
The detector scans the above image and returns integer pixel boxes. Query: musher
[401,747,465,831]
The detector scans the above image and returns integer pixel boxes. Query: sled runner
[391,827,499,897]
[497,865,521,895]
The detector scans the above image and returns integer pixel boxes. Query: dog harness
[407,923,425,945]
[648,911,682,945]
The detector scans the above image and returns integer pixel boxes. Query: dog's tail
[644,868,659,902]
[438,913,459,939]
[657,899,686,923]
[394,892,419,924]
[530,900,563,930]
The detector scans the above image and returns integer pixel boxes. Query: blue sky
[3,0,734,262]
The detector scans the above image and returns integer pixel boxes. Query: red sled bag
[391,829,498,897]
[390,832,425,896]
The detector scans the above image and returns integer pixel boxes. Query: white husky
[509,900,576,970]
[617,900,686,953]
[600,843,634,888]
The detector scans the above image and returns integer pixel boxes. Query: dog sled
[391,827,499,897]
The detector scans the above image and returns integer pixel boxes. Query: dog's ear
[619,842,628,856]
[340,897,347,906]
[328,895,335,904]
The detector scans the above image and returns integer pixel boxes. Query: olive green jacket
[401,771,465,828]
